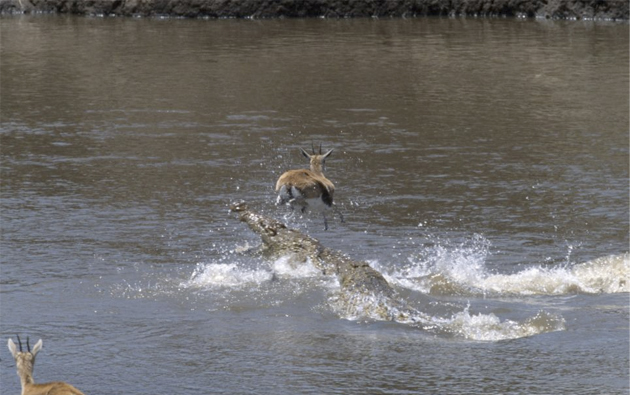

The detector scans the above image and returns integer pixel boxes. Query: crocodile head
[230,201,325,266]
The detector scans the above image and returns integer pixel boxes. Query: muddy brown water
[1,15,628,394]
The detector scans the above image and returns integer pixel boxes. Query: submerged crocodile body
[230,201,425,324]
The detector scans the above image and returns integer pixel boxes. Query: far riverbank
[1,0,628,20]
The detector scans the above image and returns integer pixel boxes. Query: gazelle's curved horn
[16,335,22,352]
[27,337,31,352]
[319,143,323,154]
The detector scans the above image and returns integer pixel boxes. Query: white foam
[432,308,566,341]
[377,234,491,295]
[386,237,629,296]
[568,254,629,293]
[328,290,566,341]
[182,255,322,290]
[480,254,629,295]
[270,255,322,278]
[184,262,273,289]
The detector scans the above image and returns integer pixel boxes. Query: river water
[1,15,628,394]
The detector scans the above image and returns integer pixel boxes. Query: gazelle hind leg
[322,212,329,231]
[333,204,344,223]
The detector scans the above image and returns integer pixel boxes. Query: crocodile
[230,201,430,325]
[228,201,570,340]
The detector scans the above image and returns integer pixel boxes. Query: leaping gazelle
[7,336,85,395]
[275,144,344,230]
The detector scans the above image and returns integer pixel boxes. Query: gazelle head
[300,144,333,175]
[7,336,43,383]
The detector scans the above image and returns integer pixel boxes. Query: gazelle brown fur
[7,336,85,395]
[275,144,344,230]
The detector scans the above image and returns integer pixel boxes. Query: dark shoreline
[1,0,628,20]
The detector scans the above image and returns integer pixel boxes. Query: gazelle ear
[7,339,17,358]
[300,148,311,159]
[31,339,43,357]
[322,149,334,159]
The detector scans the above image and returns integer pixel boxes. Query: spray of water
[148,235,624,341]
[383,235,629,296]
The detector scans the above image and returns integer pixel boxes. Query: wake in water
[177,228,626,342]
[380,235,629,296]
[183,254,568,341]
[185,255,322,289]
[326,283,567,341]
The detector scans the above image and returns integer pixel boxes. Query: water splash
[478,255,628,295]
[133,232,621,341]
[386,236,629,296]
[184,262,273,289]
[327,289,566,341]
[182,255,321,290]
[324,234,593,340]
[431,308,566,341]
[269,255,322,278]
[378,234,491,296]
